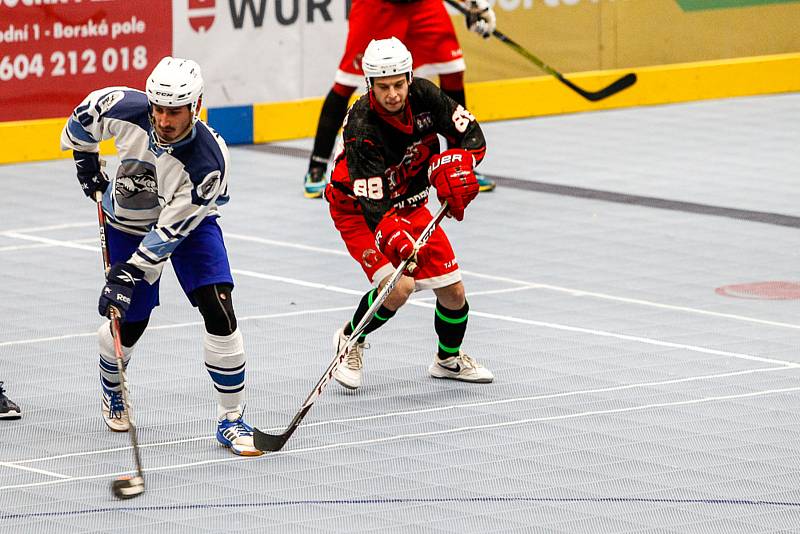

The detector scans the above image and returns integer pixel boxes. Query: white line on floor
[408,300,797,367]
[0,221,95,234]
[4,227,798,331]
[0,238,95,253]
[0,461,71,479]
[0,306,357,348]
[231,269,362,296]
[3,382,800,491]
[10,364,796,465]
[0,240,794,366]
[2,232,98,252]
[461,270,800,331]
[226,233,349,256]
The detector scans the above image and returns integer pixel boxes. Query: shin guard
[434,300,469,359]
[204,329,246,419]
[98,322,135,395]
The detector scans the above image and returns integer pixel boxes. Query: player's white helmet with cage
[146,56,204,124]
[362,37,413,88]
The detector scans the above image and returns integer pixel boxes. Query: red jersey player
[325,37,494,389]
[303,0,497,198]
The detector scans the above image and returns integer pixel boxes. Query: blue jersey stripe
[67,118,98,144]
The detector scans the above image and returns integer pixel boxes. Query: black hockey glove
[98,263,144,320]
[74,151,109,198]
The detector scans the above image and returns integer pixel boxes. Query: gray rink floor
[1,92,800,533]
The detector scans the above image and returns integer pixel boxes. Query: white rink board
[173,1,350,107]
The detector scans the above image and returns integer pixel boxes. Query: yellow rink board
[2,53,798,165]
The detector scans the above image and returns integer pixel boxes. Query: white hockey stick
[94,191,146,499]
[254,202,449,452]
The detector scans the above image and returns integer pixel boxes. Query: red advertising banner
[0,0,172,121]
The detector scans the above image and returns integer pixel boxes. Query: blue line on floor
[2,496,800,520]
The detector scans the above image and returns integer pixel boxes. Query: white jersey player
[61,57,261,456]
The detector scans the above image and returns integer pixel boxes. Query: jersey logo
[116,173,157,199]
[394,138,433,181]
[361,248,382,269]
[115,160,159,211]
[192,171,222,206]
[414,112,433,132]
[440,360,461,373]
[97,91,125,116]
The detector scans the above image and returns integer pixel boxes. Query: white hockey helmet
[146,56,204,122]
[362,37,413,88]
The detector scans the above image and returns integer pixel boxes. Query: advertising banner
[0,0,172,121]
[172,0,349,108]
[1,0,799,121]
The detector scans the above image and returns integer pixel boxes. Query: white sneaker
[332,327,367,390]
[429,352,494,383]
[101,390,130,432]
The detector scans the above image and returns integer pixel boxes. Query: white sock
[204,329,246,420]
[98,322,135,394]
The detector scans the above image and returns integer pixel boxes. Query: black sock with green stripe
[343,288,397,342]
[434,299,469,360]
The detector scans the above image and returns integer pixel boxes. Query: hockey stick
[94,191,146,500]
[254,202,450,452]
[444,0,637,101]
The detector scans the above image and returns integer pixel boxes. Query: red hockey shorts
[334,0,465,87]
[330,201,462,291]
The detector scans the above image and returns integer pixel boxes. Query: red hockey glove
[375,214,427,270]
[427,148,479,221]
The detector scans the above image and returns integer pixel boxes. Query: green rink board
[676,0,800,10]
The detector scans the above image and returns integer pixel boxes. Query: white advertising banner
[172,0,351,108]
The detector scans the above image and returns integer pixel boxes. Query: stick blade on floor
[254,426,291,452]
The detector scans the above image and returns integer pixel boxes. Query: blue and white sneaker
[216,409,263,456]
[101,389,130,432]
[428,351,494,383]
[476,172,496,193]
[303,167,327,199]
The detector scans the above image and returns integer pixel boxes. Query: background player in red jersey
[303,0,497,198]
[324,37,494,389]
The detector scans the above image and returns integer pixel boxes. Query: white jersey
[60,87,230,284]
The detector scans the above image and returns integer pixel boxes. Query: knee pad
[119,318,149,347]
[194,283,237,336]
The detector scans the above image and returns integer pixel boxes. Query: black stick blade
[111,475,145,500]
[576,72,638,102]
[254,427,290,452]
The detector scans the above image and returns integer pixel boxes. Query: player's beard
[155,122,191,144]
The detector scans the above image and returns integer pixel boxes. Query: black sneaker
[0,382,21,420]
